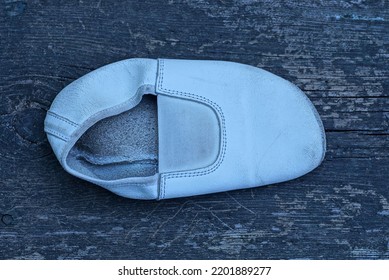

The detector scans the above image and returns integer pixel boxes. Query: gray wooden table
[0,0,388,259]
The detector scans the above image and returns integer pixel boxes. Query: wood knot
[1,214,14,226]
[4,0,26,17]
[0,97,52,159]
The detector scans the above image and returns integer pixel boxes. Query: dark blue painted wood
[0,0,388,259]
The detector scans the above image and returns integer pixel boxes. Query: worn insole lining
[67,94,158,180]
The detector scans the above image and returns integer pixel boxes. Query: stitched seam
[47,111,79,127]
[107,182,152,188]
[45,128,69,141]
[158,59,227,199]
[59,88,144,161]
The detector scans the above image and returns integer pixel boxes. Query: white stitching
[47,111,79,127]
[45,128,69,141]
[157,59,227,199]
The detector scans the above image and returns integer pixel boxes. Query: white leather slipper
[44,58,326,199]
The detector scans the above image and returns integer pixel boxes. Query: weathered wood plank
[0,0,388,259]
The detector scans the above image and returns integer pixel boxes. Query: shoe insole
[67,94,158,180]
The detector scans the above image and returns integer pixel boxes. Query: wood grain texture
[0,0,388,259]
